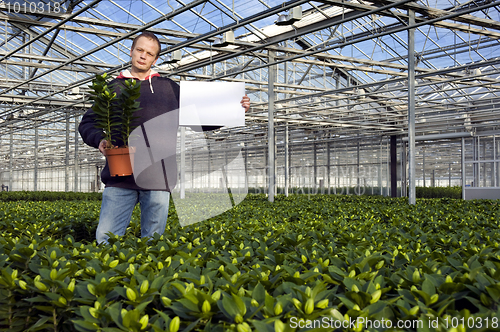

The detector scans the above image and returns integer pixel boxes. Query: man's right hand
[99,140,109,154]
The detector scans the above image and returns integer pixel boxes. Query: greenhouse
[1,0,500,331]
[0,0,499,201]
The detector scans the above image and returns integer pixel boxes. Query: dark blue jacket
[79,74,180,191]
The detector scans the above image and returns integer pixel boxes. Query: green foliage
[0,194,499,331]
[89,73,141,147]
[416,186,462,199]
[250,186,463,198]
[89,73,118,146]
[0,191,102,202]
[117,79,141,146]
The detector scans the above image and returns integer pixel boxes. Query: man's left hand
[241,95,250,113]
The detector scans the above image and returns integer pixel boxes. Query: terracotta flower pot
[103,146,136,176]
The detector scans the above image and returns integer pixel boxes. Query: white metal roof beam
[0,0,210,124]
[210,0,269,41]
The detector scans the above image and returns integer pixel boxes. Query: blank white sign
[179,81,246,128]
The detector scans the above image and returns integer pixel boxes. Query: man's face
[130,37,159,73]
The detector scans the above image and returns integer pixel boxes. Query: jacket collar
[117,69,159,93]
[117,69,160,80]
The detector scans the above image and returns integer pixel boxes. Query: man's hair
[131,31,161,58]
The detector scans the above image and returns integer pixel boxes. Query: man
[79,31,250,244]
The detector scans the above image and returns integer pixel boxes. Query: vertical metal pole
[477,136,481,187]
[336,73,340,107]
[34,121,38,191]
[327,141,330,194]
[95,166,99,192]
[3,18,6,54]
[284,51,289,197]
[462,137,465,199]
[264,148,268,191]
[290,145,293,192]
[494,136,496,187]
[346,142,350,195]
[313,142,317,188]
[284,121,289,197]
[29,34,32,77]
[336,142,339,194]
[9,127,13,191]
[275,126,278,196]
[482,138,486,187]
[22,34,26,79]
[386,140,390,196]
[449,163,451,187]
[268,50,276,202]
[65,112,70,192]
[472,137,476,186]
[348,144,351,195]
[87,166,89,192]
[74,117,79,192]
[357,140,360,192]
[390,135,397,197]
[408,9,416,204]
[77,163,84,192]
[423,149,426,187]
[378,138,382,195]
[180,126,185,199]
[497,137,500,187]
[402,141,407,197]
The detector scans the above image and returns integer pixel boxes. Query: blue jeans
[96,187,170,244]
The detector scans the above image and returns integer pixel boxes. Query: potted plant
[89,73,141,176]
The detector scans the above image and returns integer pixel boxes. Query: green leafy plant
[89,73,118,147]
[89,73,141,148]
[1,194,500,331]
[117,79,141,147]
[0,191,102,202]
[416,186,462,199]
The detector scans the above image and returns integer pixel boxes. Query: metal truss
[0,0,499,183]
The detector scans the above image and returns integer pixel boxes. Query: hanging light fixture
[466,67,482,76]
[275,6,302,26]
[164,50,182,63]
[68,87,80,95]
[356,88,365,100]
[213,31,234,47]
[276,14,289,25]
